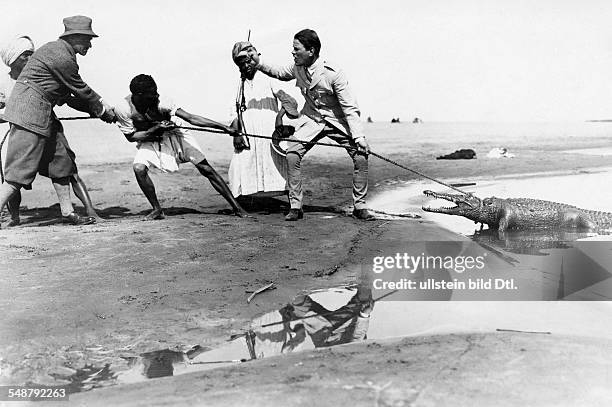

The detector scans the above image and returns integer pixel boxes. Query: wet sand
[2,121,612,404]
[70,333,612,407]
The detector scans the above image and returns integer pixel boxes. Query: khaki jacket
[258,58,365,140]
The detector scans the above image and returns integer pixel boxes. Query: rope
[368,151,469,194]
[57,116,97,121]
[180,125,363,151]
[177,125,470,195]
[51,116,470,195]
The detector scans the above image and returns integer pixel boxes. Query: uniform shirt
[258,57,365,140]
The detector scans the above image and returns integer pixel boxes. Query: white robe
[228,74,289,197]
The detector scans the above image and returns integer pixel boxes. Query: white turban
[0,36,35,67]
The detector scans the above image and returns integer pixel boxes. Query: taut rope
[0,116,470,196]
[176,125,470,195]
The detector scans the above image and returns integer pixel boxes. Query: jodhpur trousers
[285,116,368,210]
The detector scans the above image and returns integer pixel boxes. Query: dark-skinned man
[114,74,249,220]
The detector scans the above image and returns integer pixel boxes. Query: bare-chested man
[114,74,249,220]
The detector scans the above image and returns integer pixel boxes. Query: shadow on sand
[3,198,346,228]
[5,205,206,227]
[235,196,342,216]
[3,204,132,227]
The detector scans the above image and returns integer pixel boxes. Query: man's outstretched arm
[175,108,236,135]
[251,52,295,81]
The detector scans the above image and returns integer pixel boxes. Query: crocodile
[422,190,612,232]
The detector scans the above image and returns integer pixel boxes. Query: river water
[366,168,612,341]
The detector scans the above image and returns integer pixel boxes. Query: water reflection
[57,286,373,392]
[247,286,371,358]
[470,228,598,256]
[50,364,116,393]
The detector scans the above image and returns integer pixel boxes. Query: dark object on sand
[412,117,422,123]
[422,190,612,232]
[366,116,373,123]
[391,117,401,123]
[436,149,476,160]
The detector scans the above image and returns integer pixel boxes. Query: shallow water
[565,147,612,156]
[366,169,612,341]
[368,301,612,339]
[369,166,612,235]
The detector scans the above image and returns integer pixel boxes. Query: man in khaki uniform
[252,29,373,221]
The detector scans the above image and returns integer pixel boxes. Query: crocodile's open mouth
[422,190,479,214]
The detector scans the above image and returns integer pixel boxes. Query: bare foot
[86,210,103,222]
[142,209,165,221]
[234,210,253,219]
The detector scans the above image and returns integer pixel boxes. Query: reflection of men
[0,16,116,227]
[114,74,249,220]
[248,285,373,358]
[253,29,374,221]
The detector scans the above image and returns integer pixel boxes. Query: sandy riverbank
[1,121,612,405]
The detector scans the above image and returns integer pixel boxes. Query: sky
[2,0,612,122]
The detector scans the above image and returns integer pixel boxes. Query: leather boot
[284,209,304,221]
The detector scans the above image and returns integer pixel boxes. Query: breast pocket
[313,88,335,107]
